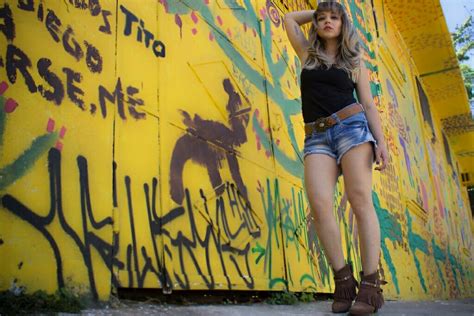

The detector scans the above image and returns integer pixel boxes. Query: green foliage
[266,291,299,305]
[450,10,474,99]
[297,292,316,303]
[460,64,474,99]
[0,288,84,315]
[452,15,474,62]
[266,291,315,305]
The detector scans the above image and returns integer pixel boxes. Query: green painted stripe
[269,277,287,289]
[299,274,317,286]
[0,132,59,191]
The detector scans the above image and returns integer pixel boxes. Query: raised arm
[283,10,315,64]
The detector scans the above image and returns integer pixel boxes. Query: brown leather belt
[304,103,364,135]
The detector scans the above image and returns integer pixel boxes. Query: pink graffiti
[4,99,18,113]
[0,81,19,113]
[175,14,183,38]
[59,126,67,139]
[158,0,169,13]
[191,11,199,24]
[0,81,7,95]
[47,118,55,133]
[55,141,63,151]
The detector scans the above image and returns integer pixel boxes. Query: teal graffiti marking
[372,191,402,294]
[432,238,446,290]
[257,178,282,287]
[406,208,429,293]
[252,242,266,265]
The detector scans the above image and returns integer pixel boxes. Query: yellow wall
[0,0,472,301]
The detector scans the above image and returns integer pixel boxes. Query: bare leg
[304,154,345,272]
[340,142,381,275]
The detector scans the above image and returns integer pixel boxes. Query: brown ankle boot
[349,270,387,315]
[332,263,358,313]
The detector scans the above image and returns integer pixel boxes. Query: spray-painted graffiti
[170,78,250,204]
[0,0,473,301]
[1,149,118,300]
[0,2,146,119]
[120,5,166,57]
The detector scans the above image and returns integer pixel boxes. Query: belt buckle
[314,117,330,132]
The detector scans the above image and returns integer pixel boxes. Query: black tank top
[300,65,357,123]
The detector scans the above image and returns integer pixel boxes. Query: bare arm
[283,10,315,64]
[355,61,389,171]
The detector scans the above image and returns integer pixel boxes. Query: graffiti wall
[0,0,472,301]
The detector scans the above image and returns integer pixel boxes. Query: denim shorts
[303,111,377,165]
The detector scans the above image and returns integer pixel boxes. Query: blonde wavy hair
[304,1,362,82]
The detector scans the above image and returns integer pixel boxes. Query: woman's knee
[309,198,335,222]
[347,192,373,217]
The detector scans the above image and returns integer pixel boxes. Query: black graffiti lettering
[0,4,15,41]
[143,179,173,290]
[89,0,101,16]
[46,8,103,75]
[143,29,154,48]
[38,58,64,105]
[136,21,143,42]
[126,106,144,120]
[98,10,111,34]
[125,176,142,286]
[120,5,166,58]
[164,187,256,290]
[1,148,120,299]
[45,9,61,43]
[69,0,88,10]
[42,7,103,75]
[84,41,102,73]
[98,79,145,120]
[63,26,84,61]
[98,78,124,119]
[153,40,166,58]
[1,144,264,293]
[120,5,137,36]
[37,2,43,21]
[63,67,84,110]
[17,0,34,11]
[2,193,65,290]
[6,44,37,93]
[226,184,260,237]
[126,86,145,120]
[64,0,105,19]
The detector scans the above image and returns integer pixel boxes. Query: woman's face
[314,10,342,40]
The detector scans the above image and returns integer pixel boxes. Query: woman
[283,1,389,314]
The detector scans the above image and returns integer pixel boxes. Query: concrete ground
[81,298,474,315]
